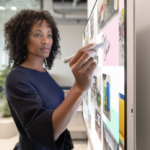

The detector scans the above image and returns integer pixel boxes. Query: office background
[0,0,90,150]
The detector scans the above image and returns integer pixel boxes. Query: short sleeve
[5,70,59,150]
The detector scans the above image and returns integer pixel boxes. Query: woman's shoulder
[6,66,30,86]
[8,66,29,78]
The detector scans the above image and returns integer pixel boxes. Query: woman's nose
[42,36,49,45]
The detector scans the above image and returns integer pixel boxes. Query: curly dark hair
[4,9,61,70]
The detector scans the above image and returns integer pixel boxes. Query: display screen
[82,0,125,150]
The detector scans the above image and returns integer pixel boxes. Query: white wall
[136,0,150,149]
[87,0,97,19]
[48,25,85,87]
[49,0,98,87]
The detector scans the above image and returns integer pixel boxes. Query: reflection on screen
[82,0,125,150]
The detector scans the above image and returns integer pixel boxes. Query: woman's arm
[52,85,85,140]
[52,43,98,140]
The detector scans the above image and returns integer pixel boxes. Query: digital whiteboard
[82,0,125,150]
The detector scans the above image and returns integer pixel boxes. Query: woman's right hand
[69,43,98,92]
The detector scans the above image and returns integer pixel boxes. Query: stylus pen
[63,41,109,63]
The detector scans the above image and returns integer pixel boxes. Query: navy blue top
[5,66,73,150]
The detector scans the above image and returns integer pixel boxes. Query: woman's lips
[40,48,51,52]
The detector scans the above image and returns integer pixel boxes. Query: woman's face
[26,20,53,59]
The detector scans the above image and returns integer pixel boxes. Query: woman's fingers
[69,43,98,92]
[74,50,98,70]
[69,43,96,66]
[84,61,97,77]
[79,57,96,73]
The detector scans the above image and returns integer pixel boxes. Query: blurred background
[0,0,88,149]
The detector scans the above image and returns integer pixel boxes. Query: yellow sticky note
[121,8,124,20]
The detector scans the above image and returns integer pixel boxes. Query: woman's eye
[35,34,41,37]
[48,35,52,38]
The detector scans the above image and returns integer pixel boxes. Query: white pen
[63,41,109,63]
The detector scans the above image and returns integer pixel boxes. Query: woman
[4,10,97,150]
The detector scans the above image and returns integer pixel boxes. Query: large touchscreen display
[82,0,125,150]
